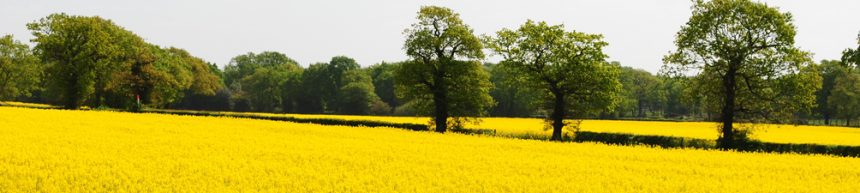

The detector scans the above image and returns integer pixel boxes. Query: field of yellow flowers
[0,106,858,192]
[245,113,860,146]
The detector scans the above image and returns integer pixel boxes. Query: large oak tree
[486,20,620,141]
[396,6,494,132]
[664,0,821,149]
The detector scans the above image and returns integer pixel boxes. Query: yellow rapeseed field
[0,101,56,109]
[245,113,860,146]
[0,106,858,192]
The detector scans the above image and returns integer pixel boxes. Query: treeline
[1,14,222,111]
[2,1,860,145]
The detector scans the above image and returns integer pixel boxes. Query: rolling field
[0,106,858,192]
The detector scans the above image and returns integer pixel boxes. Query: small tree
[828,71,860,126]
[337,70,388,115]
[664,0,821,149]
[843,33,860,69]
[486,20,620,141]
[396,6,494,132]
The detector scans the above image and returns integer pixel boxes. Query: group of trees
[1,13,222,110]
[223,53,390,115]
[2,1,860,148]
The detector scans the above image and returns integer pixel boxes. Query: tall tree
[829,33,860,126]
[297,56,361,113]
[664,0,821,149]
[661,76,695,118]
[224,51,300,112]
[486,20,620,141]
[28,13,134,109]
[0,35,43,101]
[843,33,860,69]
[224,51,298,87]
[815,60,845,125]
[617,66,664,118]
[241,64,301,112]
[367,61,400,112]
[397,6,494,132]
[828,71,860,126]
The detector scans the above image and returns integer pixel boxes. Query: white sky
[2,0,858,73]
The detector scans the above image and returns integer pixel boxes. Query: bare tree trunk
[434,92,448,133]
[551,91,565,141]
[63,72,82,109]
[719,66,738,149]
[433,70,448,133]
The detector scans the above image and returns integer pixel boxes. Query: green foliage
[486,20,620,140]
[0,35,43,100]
[241,64,302,112]
[661,76,697,119]
[367,62,399,111]
[297,56,365,113]
[224,51,298,87]
[28,13,138,109]
[828,70,860,126]
[485,62,540,117]
[614,65,665,118]
[842,33,860,69]
[398,6,494,132]
[224,51,301,112]
[663,0,822,148]
[815,60,846,124]
[337,70,389,115]
[395,60,495,121]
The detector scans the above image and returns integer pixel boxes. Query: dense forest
[1,2,859,140]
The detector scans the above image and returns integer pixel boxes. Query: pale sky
[1,0,858,73]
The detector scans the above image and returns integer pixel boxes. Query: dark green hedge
[572,131,714,149]
[143,109,430,131]
[572,131,860,157]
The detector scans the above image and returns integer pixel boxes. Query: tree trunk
[637,99,645,117]
[433,90,448,133]
[93,84,103,108]
[719,66,738,149]
[64,73,82,109]
[433,69,448,133]
[551,91,565,141]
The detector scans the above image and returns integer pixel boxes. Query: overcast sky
[2,0,858,73]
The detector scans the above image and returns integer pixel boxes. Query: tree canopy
[486,20,620,141]
[27,13,225,110]
[29,13,140,108]
[224,51,301,112]
[0,35,42,101]
[664,0,821,148]
[396,6,494,132]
